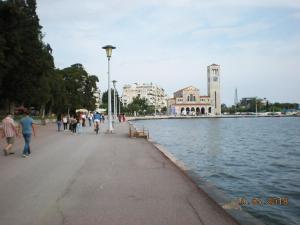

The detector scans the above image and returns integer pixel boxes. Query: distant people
[118,114,122,122]
[82,113,86,127]
[88,113,93,127]
[102,114,105,123]
[20,111,36,158]
[1,113,18,156]
[57,114,62,132]
[70,116,77,133]
[76,117,83,134]
[122,113,126,122]
[62,115,68,130]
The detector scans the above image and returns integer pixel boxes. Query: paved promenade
[0,122,239,225]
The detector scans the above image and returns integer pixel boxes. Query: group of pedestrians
[1,111,127,158]
[1,111,35,158]
[56,112,106,134]
[118,113,126,122]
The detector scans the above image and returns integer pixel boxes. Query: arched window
[187,96,190,101]
[189,94,195,102]
[186,107,190,115]
[208,107,212,113]
[201,107,205,114]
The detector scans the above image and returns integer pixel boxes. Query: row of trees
[222,101,299,114]
[0,0,99,116]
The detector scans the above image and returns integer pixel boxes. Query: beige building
[168,64,221,116]
[121,83,167,111]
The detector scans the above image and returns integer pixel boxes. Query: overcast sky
[37,0,300,105]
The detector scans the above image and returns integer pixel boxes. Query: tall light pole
[118,95,121,115]
[102,45,116,133]
[255,97,258,117]
[112,80,117,122]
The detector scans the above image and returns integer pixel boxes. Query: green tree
[82,75,99,110]
[125,96,154,115]
[101,89,121,114]
[160,106,167,114]
[0,0,54,113]
[59,64,98,113]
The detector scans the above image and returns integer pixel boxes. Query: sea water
[133,117,300,225]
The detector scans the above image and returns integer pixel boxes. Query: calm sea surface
[133,117,300,225]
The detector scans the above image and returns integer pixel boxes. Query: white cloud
[192,22,272,39]
[291,11,300,19]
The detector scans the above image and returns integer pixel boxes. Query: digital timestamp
[239,197,288,206]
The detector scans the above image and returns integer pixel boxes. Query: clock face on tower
[213,76,218,82]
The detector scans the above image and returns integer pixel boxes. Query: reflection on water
[133,117,300,225]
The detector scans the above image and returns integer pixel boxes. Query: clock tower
[207,64,221,115]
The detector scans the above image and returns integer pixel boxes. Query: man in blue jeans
[20,111,36,158]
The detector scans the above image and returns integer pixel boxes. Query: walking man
[20,111,36,158]
[1,113,18,156]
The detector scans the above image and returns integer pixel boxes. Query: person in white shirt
[62,115,68,130]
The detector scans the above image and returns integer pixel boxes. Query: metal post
[113,85,116,121]
[115,87,117,120]
[118,95,121,115]
[154,85,157,116]
[107,59,113,132]
[112,80,117,123]
[256,99,258,117]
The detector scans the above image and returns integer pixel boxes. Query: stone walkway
[0,122,239,225]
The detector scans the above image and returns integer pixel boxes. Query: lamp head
[102,45,116,59]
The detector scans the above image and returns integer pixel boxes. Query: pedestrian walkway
[0,122,239,225]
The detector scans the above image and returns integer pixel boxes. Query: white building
[167,64,221,116]
[121,83,167,111]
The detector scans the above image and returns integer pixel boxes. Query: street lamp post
[255,97,258,117]
[154,85,157,116]
[118,95,121,115]
[102,45,116,133]
[112,80,117,122]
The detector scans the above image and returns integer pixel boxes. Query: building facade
[121,83,167,111]
[168,64,221,116]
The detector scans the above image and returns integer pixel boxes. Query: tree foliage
[124,96,154,115]
[0,0,53,109]
[101,89,121,114]
[0,1,99,115]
